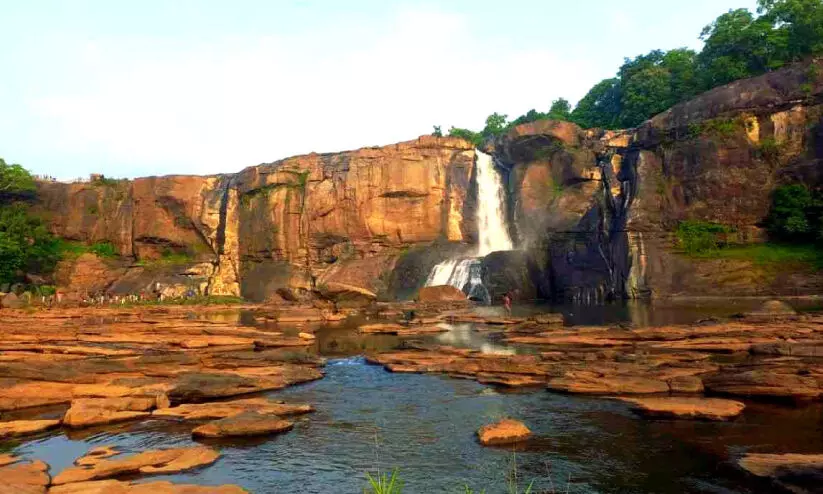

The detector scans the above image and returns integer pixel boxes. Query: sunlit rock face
[36,137,476,301]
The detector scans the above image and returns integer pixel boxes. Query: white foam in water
[425,149,514,295]
[425,259,459,287]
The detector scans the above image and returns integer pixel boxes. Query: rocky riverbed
[0,300,821,492]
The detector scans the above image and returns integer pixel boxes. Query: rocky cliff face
[37,137,475,301]
[493,58,823,301]
[36,59,823,302]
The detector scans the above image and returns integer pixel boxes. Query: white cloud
[27,6,600,179]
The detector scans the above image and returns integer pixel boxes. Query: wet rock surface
[52,446,220,485]
[618,397,745,421]
[0,459,50,493]
[191,412,294,438]
[738,453,823,493]
[477,419,532,446]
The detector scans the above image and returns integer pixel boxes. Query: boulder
[192,412,294,438]
[1,293,22,309]
[0,419,61,438]
[619,397,745,421]
[0,459,50,494]
[417,286,466,303]
[52,446,220,485]
[477,419,532,446]
[744,300,797,321]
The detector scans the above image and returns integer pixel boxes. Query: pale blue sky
[0,0,758,179]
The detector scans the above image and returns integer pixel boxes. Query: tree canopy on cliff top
[442,0,823,135]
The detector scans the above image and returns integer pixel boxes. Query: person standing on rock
[502,292,512,315]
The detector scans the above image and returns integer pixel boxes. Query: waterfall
[425,149,512,300]
[475,149,513,256]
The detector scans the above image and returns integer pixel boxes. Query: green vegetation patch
[59,240,119,259]
[675,220,734,255]
[688,243,823,270]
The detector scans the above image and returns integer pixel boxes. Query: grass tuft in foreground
[364,468,403,494]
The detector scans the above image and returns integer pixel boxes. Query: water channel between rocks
[5,299,823,493]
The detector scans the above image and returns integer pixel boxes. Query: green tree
[508,109,548,128]
[698,8,783,88]
[0,159,61,285]
[0,205,61,284]
[482,112,509,137]
[548,98,572,120]
[571,78,622,129]
[758,0,823,61]
[448,126,483,147]
[0,158,36,202]
[432,125,443,137]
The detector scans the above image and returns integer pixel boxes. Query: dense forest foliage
[442,0,823,137]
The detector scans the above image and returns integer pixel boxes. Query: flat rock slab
[618,397,745,421]
[477,419,532,446]
[152,398,313,421]
[0,419,61,439]
[52,446,220,485]
[0,459,50,494]
[738,453,823,477]
[547,376,670,395]
[63,397,164,428]
[74,447,120,467]
[703,371,822,401]
[192,412,294,438]
[358,323,406,335]
[48,479,248,493]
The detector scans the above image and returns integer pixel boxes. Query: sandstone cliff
[36,59,823,302]
[37,137,475,301]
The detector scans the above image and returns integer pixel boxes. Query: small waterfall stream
[425,149,513,302]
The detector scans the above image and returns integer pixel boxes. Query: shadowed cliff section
[490,58,823,302]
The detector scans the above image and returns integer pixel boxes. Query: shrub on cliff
[675,221,734,254]
[766,184,823,242]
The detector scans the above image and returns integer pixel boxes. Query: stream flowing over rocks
[0,298,821,492]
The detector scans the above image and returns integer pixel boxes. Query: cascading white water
[425,149,513,298]
[475,149,513,256]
